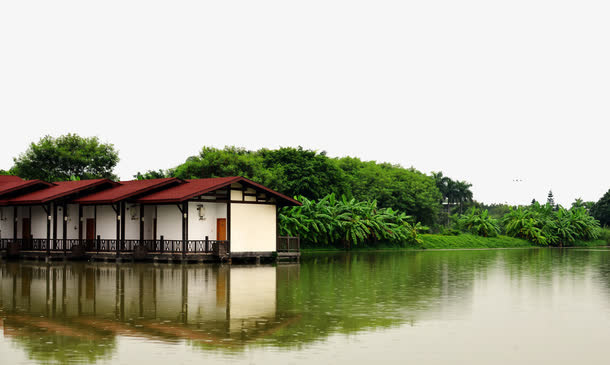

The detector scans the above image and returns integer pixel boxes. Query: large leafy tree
[172,146,268,181]
[10,134,119,181]
[591,189,610,227]
[336,158,441,225]
[259,147,349,200]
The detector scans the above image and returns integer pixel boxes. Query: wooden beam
[182,201,188,258]
[78,205,83,246]
[52,203,58,250]
[120,201,125,249]
[62,203,67,244]
[115,203,120,257]
[13,206,17,240]
[46,203,51,255]
[139,204,144,243]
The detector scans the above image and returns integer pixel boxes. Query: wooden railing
[0,237,230,255]
[277,236,300,252]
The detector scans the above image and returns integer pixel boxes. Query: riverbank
[301,234,609,253]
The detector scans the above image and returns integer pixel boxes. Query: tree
[134,169,170,180]
[10,134,119,181]
[547,190,555,208]
[591,189,610,227]
[260,147,349,200]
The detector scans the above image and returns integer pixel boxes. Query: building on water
[0,175,301,262]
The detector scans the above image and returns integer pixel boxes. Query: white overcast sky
[1,0,608,206]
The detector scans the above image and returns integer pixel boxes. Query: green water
[2,248,610,364]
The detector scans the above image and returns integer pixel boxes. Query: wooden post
[120,202,125,252]
[205,236,209,252]
[13,206,17,240]
[139,204,144,245]
[97,235,101,254]
[46,204,51,255]
[62,203,67,254]
[182,201,188,258]
[160,235,164,254]
[78,205,83,247]
[52,203,58,250]
[115,203,120,257]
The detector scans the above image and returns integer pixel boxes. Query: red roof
[0,175,24,185]
[74,178,183,204]
[136,176,301,206]
[7,179,118,205]
[0,177,54,198]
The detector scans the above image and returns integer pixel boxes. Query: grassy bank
[421,234,533,249]
[301,234,609,253]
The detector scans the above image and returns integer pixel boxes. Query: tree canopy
[137,146,445,225]
[591,189,610,227]
[9,134,119,181]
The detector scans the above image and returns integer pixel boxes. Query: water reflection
[2,249,610,364]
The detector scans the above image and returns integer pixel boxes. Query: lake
[2,248,610,364]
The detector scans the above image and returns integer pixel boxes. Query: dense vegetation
[2,134,610,250]
[280,195,606,249]
[138,146,448,225]
[5,134,119,181]
[279,194,426,248]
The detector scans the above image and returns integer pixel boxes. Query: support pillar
[139,204,144,244]
[182,202,188,258]
[115,203,120,257]
[62,203,67,254]
[120,201,125,252]
[46,204,51,255]
[13,206,17,240]
[52,203,58,250]
[78,205,83,246]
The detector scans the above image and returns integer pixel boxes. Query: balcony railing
[0,237,230,255]
[277,236,300,252]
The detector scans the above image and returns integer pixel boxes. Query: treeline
[137,146,468,225]
[455,202,603,246]
[279,194,425,248]
[281,195,605,248]
[1,134,474,226]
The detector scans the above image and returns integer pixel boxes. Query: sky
[1,0,608,206]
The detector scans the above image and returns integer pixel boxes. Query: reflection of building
[0,262,293,355]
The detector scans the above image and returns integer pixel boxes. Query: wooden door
[22,218,31,239]
[217,218,227,241]
[86,219,95,249]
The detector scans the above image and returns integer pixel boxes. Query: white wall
[143,205,156,240]
[230,203,276,253]
[230,190,242,201]
[0,207,14,239]
[65,204,79,239]
[31,206,48,238]
[124,203,141,240]
[187,202,227,240]
[96,205,116,239]
[157,205,182,240]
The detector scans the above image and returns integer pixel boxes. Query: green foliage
[599,227,610,244]
[260,147,349,200]
[591,189,610,227]
[10,134,119,181]
[457,208,501,237]
[421,234,532,249]
[571,198,594,211]
[337,158,441,225]
[134,169,169,180]
[502,202,601,246]
[169,146,443,224]
[279,194,427,248]
[432,171,473,214]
